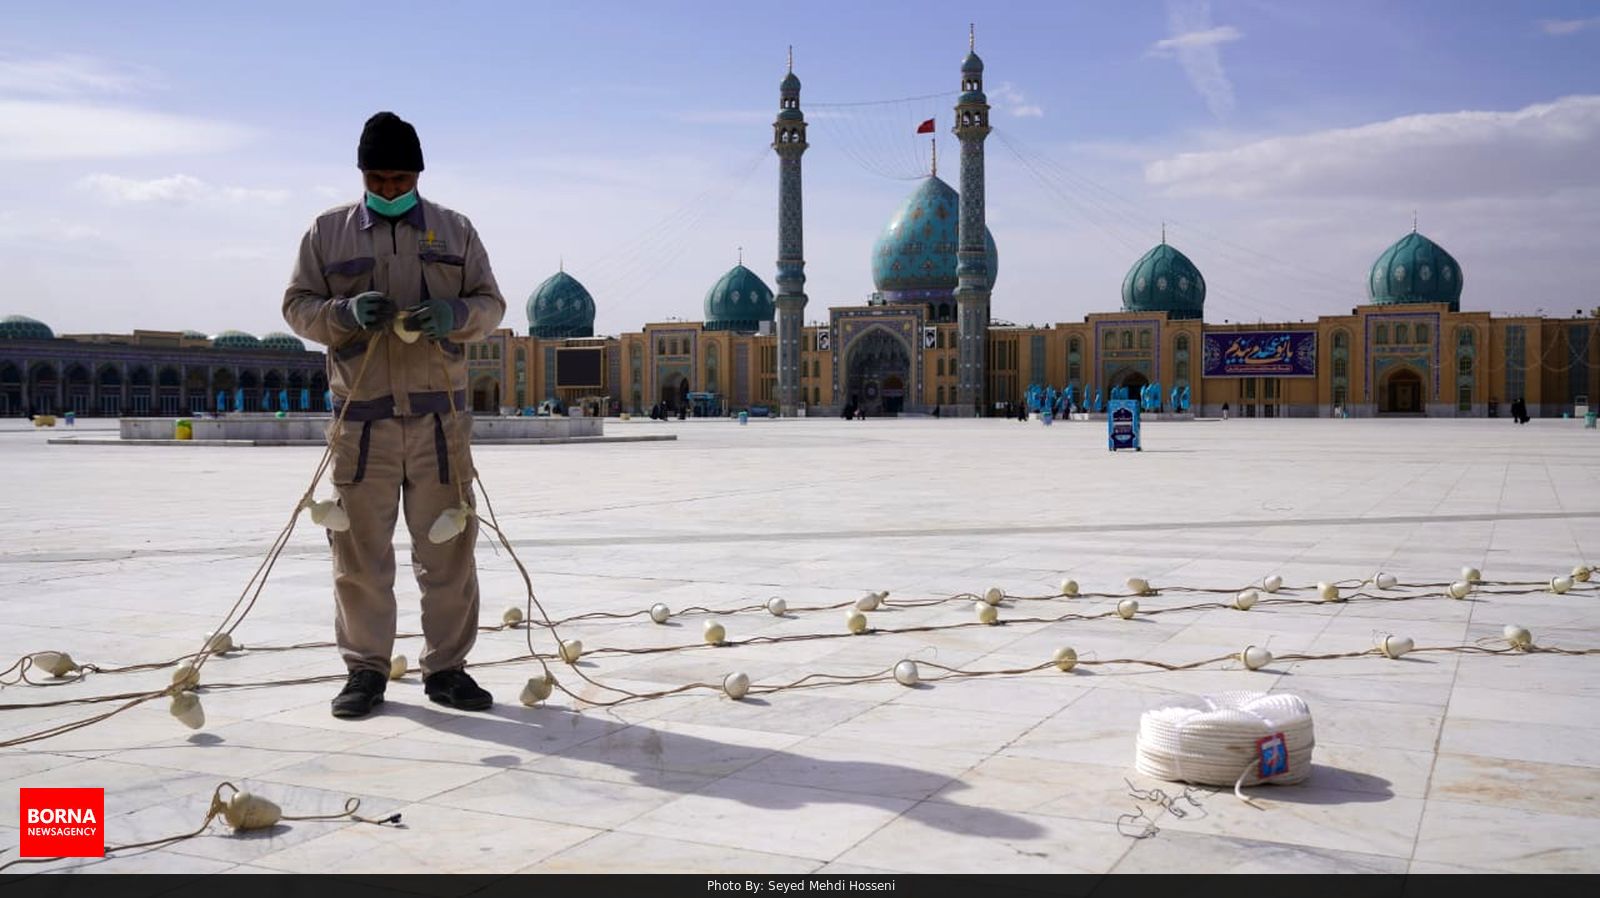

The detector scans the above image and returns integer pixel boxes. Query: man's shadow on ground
[385,697,1046,840]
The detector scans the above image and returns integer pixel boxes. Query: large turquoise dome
[704,264,775,333]
[0,315,54,340]
[1122,243,1206,321]
[261,332,306,352]
[1368,231,1462,312]
[212,330,261,350]
[871,176,998,307]
[527,271,596,338]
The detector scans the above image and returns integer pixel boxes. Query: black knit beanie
[357,112,424,172]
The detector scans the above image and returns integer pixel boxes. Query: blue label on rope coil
[1257,732,1288,777]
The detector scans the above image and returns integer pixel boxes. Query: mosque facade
[4,37,1596,421]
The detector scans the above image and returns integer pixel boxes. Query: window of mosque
[1396,324,1409,344]
[1415,324,1429,344]
[657,339,665,355]
[1122,331,1133,350]
[937,386,945,405]
[1333,331,1349,350]
[1070,337,1081,354]
[1139,330,1151,350]
[1376,325,1389,345]
[1334,358,1347,378]
[1458,355,1473,375]
[937,358,945,376]
[1458,385,1472,412]
[1069,362,1081,382]
[492,344,501,360]
[1175,334,1189,353]
[1458,328,1474,347]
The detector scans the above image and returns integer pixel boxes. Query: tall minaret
[774,47,808,417]
[954,25,992,416]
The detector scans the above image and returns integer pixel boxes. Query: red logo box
[19,788,104,858]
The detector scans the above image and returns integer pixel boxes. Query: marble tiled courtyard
[2,415,1597,876]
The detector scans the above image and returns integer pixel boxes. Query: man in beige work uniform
[283,111,506,718]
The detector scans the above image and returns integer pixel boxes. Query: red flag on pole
[916,118,936,134]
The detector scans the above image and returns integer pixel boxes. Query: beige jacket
[283,196,505,419]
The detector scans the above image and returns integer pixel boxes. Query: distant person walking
[1512,397,1530,424]
[1222,401,1230,420]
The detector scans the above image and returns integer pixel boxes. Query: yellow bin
[174,418,193,440]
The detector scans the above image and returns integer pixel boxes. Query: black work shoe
[331,669,387,719]
[424,669,493,711]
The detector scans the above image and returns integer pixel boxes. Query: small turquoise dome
[871,176,998,304]
[704,264,775,333]
[1122,242,1206,320]
[959,90,986,105]
[181,329,208,340]
[212,330,262,350]
[261,332,306,352]
[781,71,801,92]
[527,271,596,338]
[1368,231,1462,312]
[777,106,804,122]
[0,315,53,340]
[962,50,984,73]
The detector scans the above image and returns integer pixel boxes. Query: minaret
[774,47,808,416]
[954,25,992,416]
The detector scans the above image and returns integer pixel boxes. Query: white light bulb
[703,620,726,645]
[1461,566,1482,583]
[1117,599,1139,620]
[389,655,407,680]
[1550,576,1573,595]
[170,691,205,729]
[1126,577,1150,595]
[33,651,78,678]
[172,662,200,690]
[1317,582,1341,602]
[723,671,751,700]
[983,587,1004,606]
[1503,624,1533,649]
[306,499,350,532]
[520,672,555,705]
[427,505,471,544]
[975,601,998,625]
[1241,645,1272,670]
[846,609,868,634]
[205,632,234,654]
[1059,579,1079,597]
[1446,581,1471,600]
[502,606,524,626]
[1263,575,1283,593]
[1380,635,1414,659]
[1574,565,1592,583]
[559,639,584,663]
[222,792,282,831]
[1053,647,1077,672]
[766,597,788,616]
[874,590,891,602]
[1375,572,1398,590]
[1234,589,1259,611]
[893,660,920,686]
[649,603,671,624]
[856,592,881,611]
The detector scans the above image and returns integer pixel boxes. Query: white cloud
[1152,2,1240,118]
[992,82,1044,118]
[0,53,156,97]
[1145,95,1600,199]
[77,173,289,206]
[1150,24,1243,52]
[1539,16,1600,35]
[0,100,253,161]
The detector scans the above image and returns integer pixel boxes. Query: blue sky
[2,0,1598,340]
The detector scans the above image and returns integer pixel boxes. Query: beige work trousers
[327,412,479,678]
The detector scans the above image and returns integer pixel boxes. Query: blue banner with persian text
[1202,331,1317,378]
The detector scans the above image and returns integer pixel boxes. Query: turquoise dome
[527,271,596,338]
[1368,231,1462,312]
[212,330,261,350]
[871,176,998,304]
[1122,243,1206,321]
[781,71,801,91]
[261,331,306,352]
[0,315,53,340]
[704,264,775,333]
[777,106,804,122]
[962,50,984,73]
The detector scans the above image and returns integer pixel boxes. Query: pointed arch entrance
[845,326,912,416]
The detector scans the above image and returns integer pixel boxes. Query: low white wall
[120,414,604,442]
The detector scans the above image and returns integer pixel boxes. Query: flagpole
[931,138,937,176]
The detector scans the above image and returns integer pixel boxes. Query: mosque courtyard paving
[1,415,1598,876]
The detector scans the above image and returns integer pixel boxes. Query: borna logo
[19,788,105,858]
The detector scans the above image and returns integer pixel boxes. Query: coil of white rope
[1135,691,1314,804]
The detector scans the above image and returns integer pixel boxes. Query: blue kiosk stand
[1108,399,1142,452]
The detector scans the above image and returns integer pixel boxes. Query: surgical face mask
[365,189,418,217]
